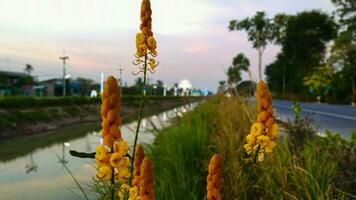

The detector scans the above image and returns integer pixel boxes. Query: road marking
[273,104,356,121]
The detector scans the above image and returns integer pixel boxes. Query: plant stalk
[130,54,148,184]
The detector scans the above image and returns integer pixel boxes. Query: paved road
[273,100,356,138]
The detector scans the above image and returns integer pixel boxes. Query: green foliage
[192,97,355,199]
[0,96,199,109]
[148,98,218,200]
[285,102,317,149]
[303,65,334,98]
[266,10,337,96]
[229,12,274,49]
[237,80,256,96]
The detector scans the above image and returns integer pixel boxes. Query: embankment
[0,96,200,140]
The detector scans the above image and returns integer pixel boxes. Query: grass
[147,97,219,200]
[0,95,202,109]
[147,96,356,199]
[212,96,356,199]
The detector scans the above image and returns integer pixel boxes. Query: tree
[229,12,274,80]
[232,53,252,81]
[331,0,356,39]
[24,64,34,76]
[226,65,242,95]
[265,10,337,95]
[217,81,227,94]
[330,0,356,104]
[303,65,334,101]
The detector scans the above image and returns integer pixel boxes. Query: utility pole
[117,67,124,95]
[59,51,69,97]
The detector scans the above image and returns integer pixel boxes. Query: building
[39,78,82,96]
[0,70,34,96]
[178,79,192,96]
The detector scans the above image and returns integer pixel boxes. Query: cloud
[0,0,335,91]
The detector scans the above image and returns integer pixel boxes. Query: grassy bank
[0,96,201,140]
[147,96,356,199]
[0,95,199,109]
[147,97,218,199]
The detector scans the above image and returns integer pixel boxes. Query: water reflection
[25,154,38,174]
[0,102,199,200]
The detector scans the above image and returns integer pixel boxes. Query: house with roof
[0,70,34,96]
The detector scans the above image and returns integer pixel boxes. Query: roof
[0,70,28,77]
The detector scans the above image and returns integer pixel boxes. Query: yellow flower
[147,36,156,50]
[110,152,123,168]
[95,145,110,167]
[118,183,131,200]
[207,154,222,200]
[148,58,156,71]
[244,144,253,155]
[136,32,146,45]
[115,140,129,156]
[138,44,148,55]
[117,167,131,183]
[246,134,256,145]
[129,187,139,200]
[97,165,112,181]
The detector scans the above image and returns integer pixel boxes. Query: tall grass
[212,96,355,199]
[147,97,219,200]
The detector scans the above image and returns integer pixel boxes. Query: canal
[0,103,197,200]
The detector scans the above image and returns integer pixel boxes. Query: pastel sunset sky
[0,0,334,91]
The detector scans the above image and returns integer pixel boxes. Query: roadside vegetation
[147,96,356,199]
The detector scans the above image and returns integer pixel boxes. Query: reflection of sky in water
[0,102,199,200]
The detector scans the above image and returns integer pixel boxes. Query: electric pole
[59,51,69,97]
[117,67,124,95]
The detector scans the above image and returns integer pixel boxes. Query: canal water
[0,103,197,200]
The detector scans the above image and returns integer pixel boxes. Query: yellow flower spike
[139,157,154,200]
[207,154,222,200]
[133,0,158,74]
[101,76,122,148]
[97,165,113,181]
[133,144,145,187]
[245,80,278,162]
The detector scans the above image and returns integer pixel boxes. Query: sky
[0,0,335,92]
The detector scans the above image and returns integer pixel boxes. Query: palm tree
[229,12,274,80]
[232,53,254,95]
[232,53,252,81]
[227,66,242,95]
[24,64,34,76]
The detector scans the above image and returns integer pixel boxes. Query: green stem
[111,147,115,200]
[129,54,148,185]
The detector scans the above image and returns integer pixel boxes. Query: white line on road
[273,104,356,121]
